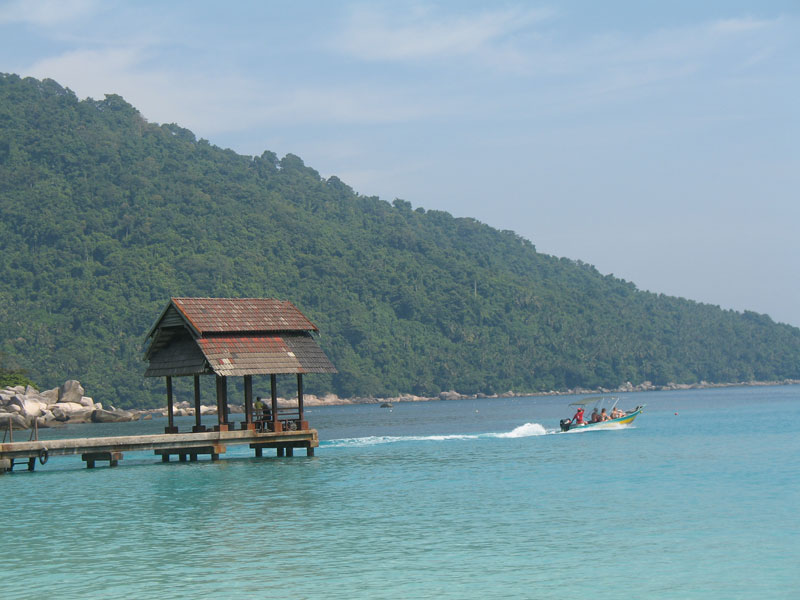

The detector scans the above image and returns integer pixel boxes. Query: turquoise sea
[2,385,798,599]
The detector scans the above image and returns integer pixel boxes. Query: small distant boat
[560,396,644,432]
[380,402,393,409]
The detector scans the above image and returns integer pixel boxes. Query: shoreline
[111,377,800,418]
[302,377,800,407]
[4,378,799,430]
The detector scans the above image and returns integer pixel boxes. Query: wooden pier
[1,298,336,474]
[0,427,318,472]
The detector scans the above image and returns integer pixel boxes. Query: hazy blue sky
[2,1,799,325]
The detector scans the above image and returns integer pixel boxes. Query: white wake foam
[322,423,550,448]
[565,422,631,433]
[488,422,549,438]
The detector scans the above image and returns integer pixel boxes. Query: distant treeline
[1,73,799,408]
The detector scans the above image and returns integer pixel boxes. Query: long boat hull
[562,406,643,431]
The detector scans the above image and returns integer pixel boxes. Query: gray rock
[58,380,85,404]
[12,397,48,418]
[36,415,65,429]
[91,409,136,423]
[51,402,87,421]
[66,410,93,424]
[40,388,59,403]
[0,413,30,430]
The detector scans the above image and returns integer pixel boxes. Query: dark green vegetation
[0,351,35,389]
[2,74,799,408]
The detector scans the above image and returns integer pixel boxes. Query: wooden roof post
[192,375,205,432]
[297,373,306,430]
[244,375,254,430]
[271,374,281,432]
[165,376,178,434]
[222,377,229,426]
[215,375,228,431]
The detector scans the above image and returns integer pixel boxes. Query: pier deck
[0,428,318,472]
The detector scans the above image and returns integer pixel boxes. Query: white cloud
[336,5,553,63]
[28,46,144,89]
[23,43,436,141]
[0,0,98,26]
[711,17,770,35]
[15,6,793,155]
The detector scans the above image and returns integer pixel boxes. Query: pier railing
[252,407,307,433]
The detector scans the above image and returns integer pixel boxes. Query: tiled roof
[171,297,318,334]
[144,336,208,377]
[197,334,337,376]
[144,298,336,377]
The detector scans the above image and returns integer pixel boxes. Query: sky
[2,0,799,326]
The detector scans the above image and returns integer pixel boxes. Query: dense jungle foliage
[1,74,799,408]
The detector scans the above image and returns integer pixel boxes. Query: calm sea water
[2,385,798,599]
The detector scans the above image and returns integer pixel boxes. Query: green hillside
[1,73,799,408]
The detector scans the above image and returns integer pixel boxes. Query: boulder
[79,396,94,407]
[439,390,462,401]
[67,410,94,424]
[0,412,30,430]
[40,388,59,403]
[5,403,22,413]
[8,396,48,418]
[51,402,88,421]
[58,380,85,404]
[36,413,65,428]
[320,393,340,404]
[91,409,136,423]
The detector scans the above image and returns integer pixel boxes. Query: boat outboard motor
[560,419,572,432]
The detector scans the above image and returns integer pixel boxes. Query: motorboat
[560,396,644,432]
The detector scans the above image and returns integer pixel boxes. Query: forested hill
[2,73,799,408]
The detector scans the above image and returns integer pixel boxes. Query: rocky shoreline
[3,378,798,431]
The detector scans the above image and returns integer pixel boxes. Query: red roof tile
[196,334,337,376]
[172,298,317,334]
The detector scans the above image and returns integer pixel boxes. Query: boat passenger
[611,407,623,419]
[590,408,601,423]
[600,408,610,421]
[571,407,586,425]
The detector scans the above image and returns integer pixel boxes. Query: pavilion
[143,297,337,434]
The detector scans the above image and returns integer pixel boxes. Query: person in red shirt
[571,407,586,425]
